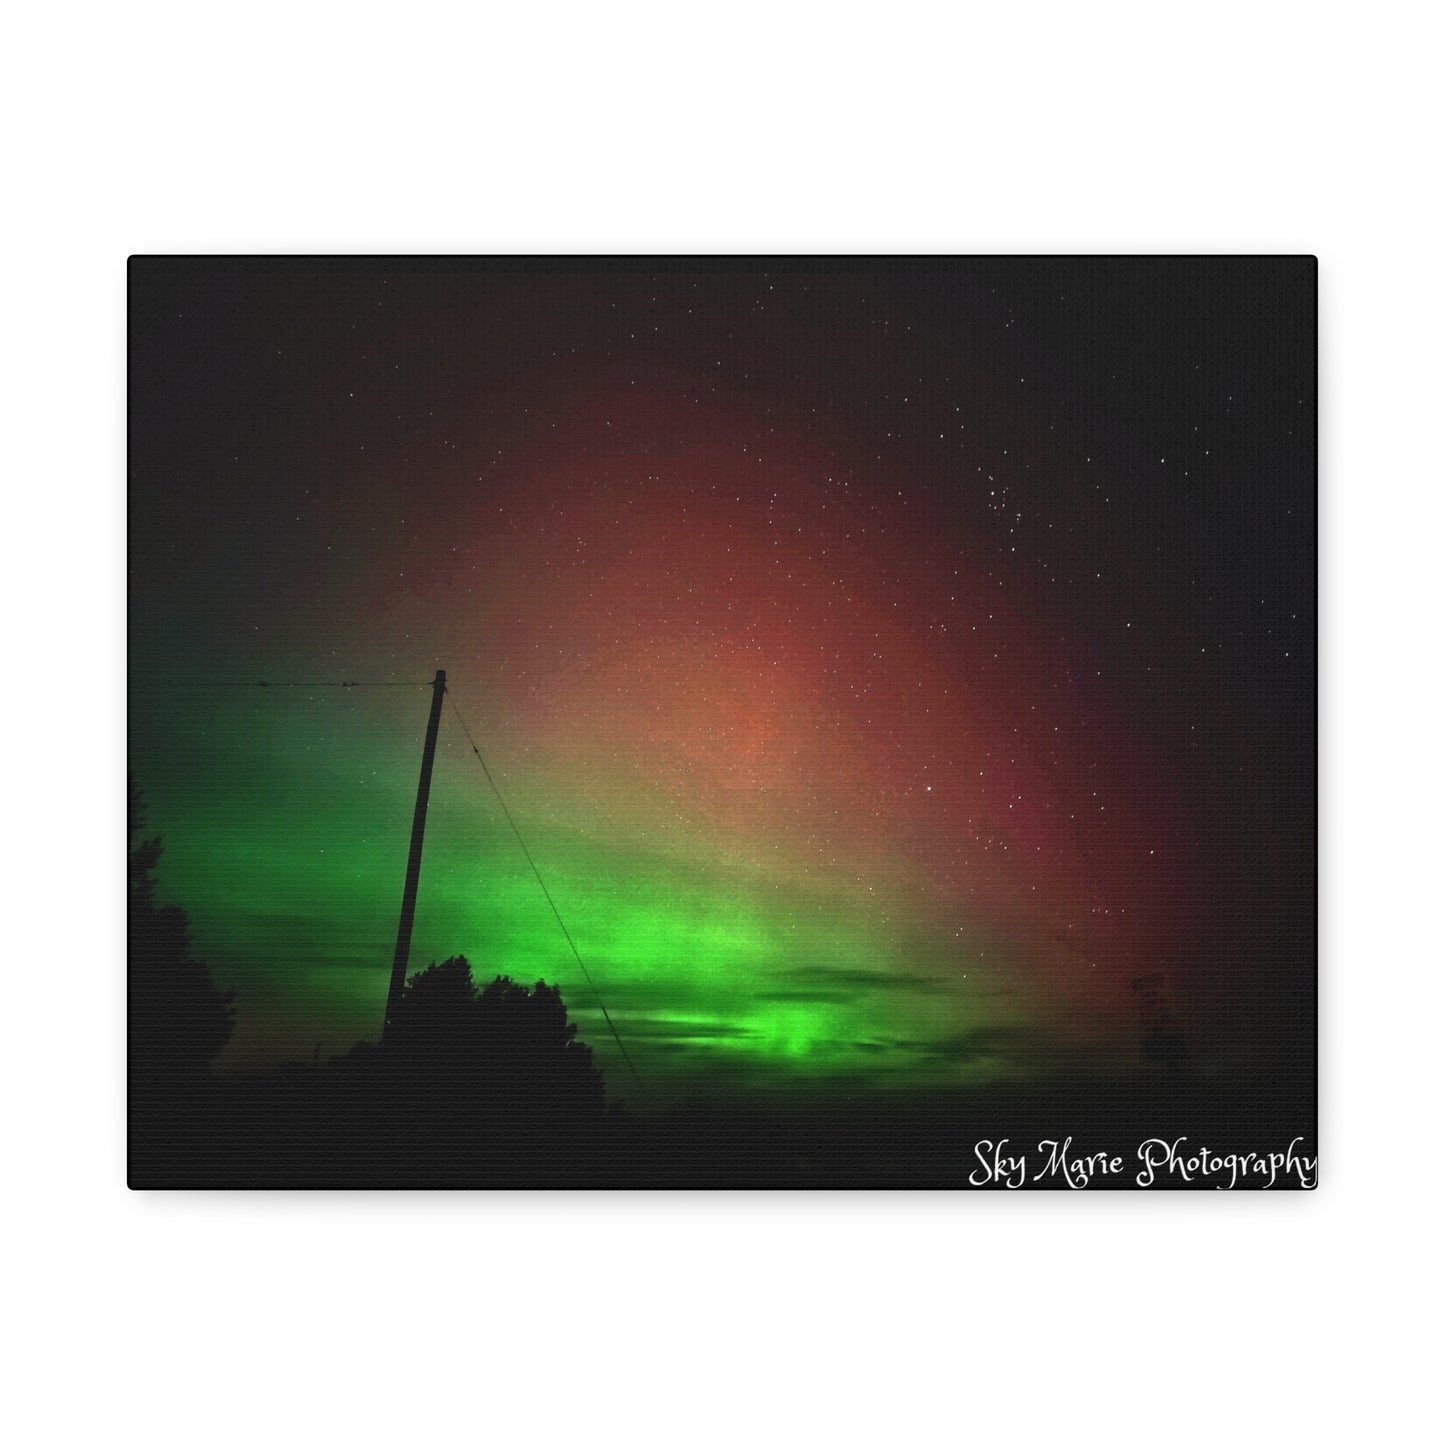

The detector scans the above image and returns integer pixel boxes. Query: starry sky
[128,258,1315,1099]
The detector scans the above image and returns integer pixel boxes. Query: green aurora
[131,682,1033,1096]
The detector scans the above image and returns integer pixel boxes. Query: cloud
[754,988,854,1004]
[777,965,951,995]
[611,1016,760,1041]
[890,1025,1050,1065]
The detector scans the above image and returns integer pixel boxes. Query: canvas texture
[128,257,1317,1189]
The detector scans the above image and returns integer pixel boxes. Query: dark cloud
[607,1016,759,1041]
[754,989,854,1004]
[781,966,949,995]
[891,1025,1051,1065]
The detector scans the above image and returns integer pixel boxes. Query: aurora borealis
[129,258,1316,1103]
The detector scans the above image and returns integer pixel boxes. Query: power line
[176,680,432,688]
[445,690,644,1094]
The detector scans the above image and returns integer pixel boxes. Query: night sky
[128,258,1315,1100]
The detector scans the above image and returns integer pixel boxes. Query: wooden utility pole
[383,669,447,1039]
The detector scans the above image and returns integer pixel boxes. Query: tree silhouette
[128,778,236,1100]
[388,956,604,1113]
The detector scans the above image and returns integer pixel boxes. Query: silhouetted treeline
[128,779,236,1120]
[370,956,605,1111]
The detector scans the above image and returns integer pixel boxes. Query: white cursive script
[1134,1136,1317,1189]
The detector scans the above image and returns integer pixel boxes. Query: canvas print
[128,256,1316,1189]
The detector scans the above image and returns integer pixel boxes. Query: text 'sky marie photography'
[970,1136,1317,1190]
[128,256,1317,1190]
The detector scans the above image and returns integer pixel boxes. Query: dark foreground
[131,1067,1317,1190]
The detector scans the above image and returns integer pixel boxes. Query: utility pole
[383,669,446,1040]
